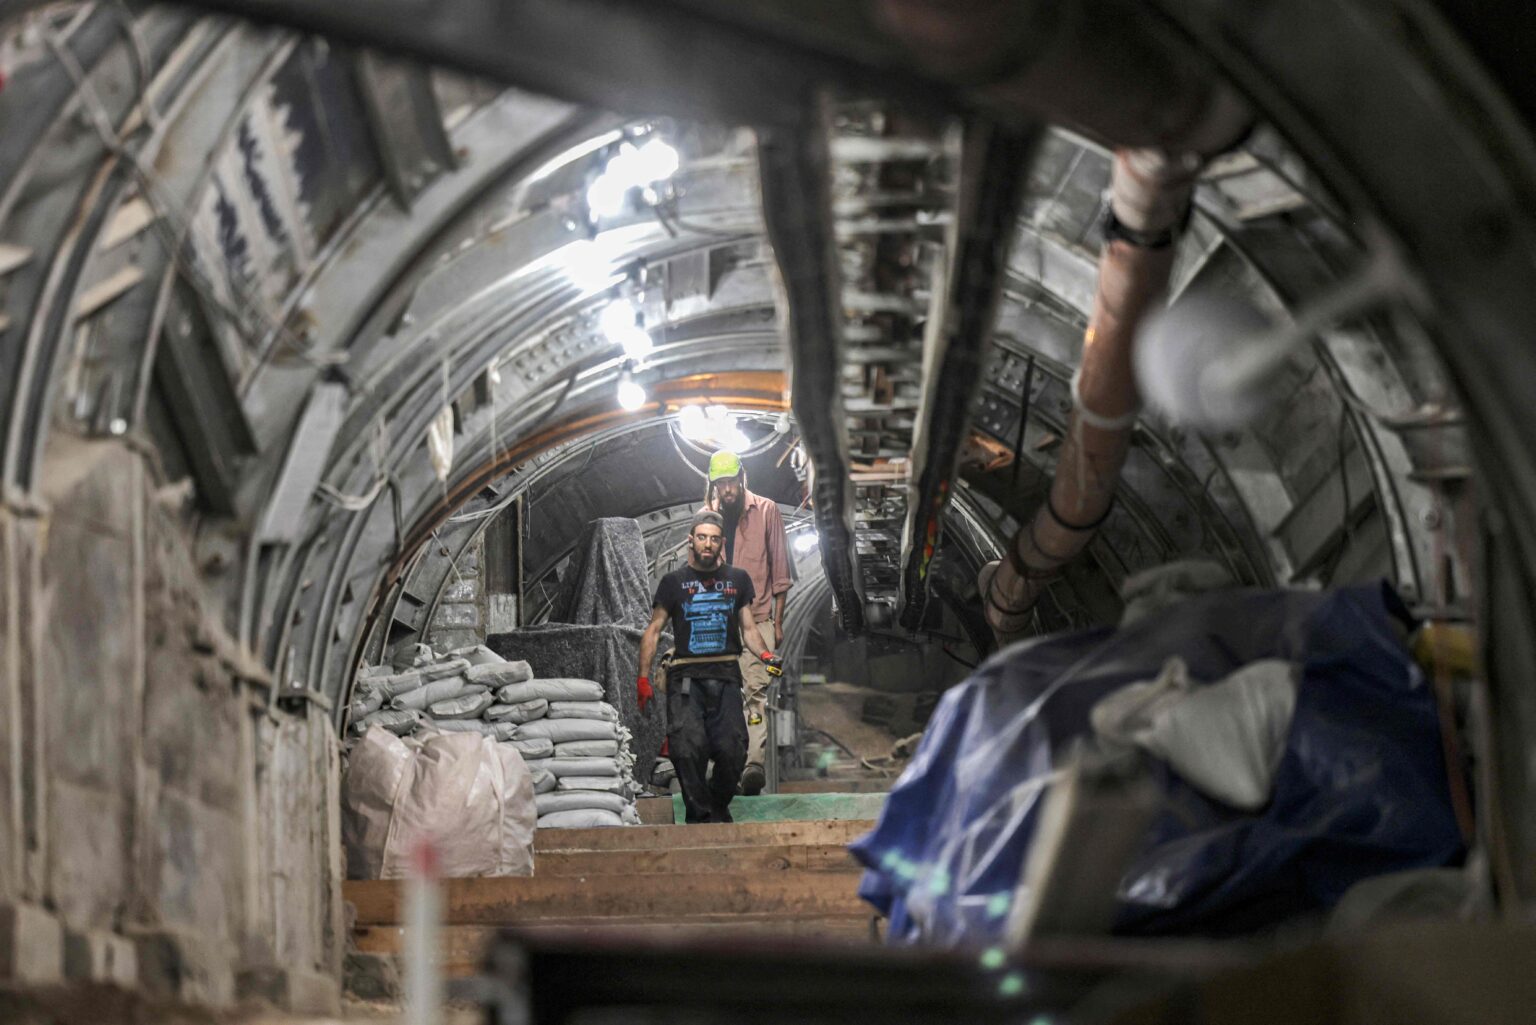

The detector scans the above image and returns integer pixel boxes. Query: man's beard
[692,546,721,568]
[718,491,743,515]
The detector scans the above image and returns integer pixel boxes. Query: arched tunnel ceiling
[0,2,1476,714]
[21,2,1536,897]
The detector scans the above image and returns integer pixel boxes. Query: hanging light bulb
[678,404,714,443]
[586,132,682,224]
[585,172,630,221]
[598,299,653,360]
[556,237,618,292]
[633,136,680,183]
[617,373,647,412]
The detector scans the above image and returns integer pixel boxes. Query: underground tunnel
[0,0,1533,1021]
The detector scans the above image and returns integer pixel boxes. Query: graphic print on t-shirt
[655,566,756,664]
[683,586,735,655]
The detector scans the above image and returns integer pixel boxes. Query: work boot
[739,763,765,796]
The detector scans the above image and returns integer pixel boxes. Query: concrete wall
[0,443,342,1011]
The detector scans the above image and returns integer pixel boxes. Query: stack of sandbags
[346,645,640,828]
[346,644,537,750]
[488,677,642,828]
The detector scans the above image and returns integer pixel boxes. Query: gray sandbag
[529,768,557,794]
[538,809,624,829]
[429,688,495,720]
[349,689,385,719]
[351,708,422,737]
[419,657,471,682]
[555,739,620,757]
[545,757,620,778]
[425,719,496,736]
[392,642,433,671]
[495,678,605,705]
[390,676,476,711]
[535,790,628,816]
[485,698,549,725]
[449,644,507,667]
[359,664,396,680]
[504,736,554,759]
[546,700,619,722]
[359,670,429,699]
[467,660,534,687]
[555,776,627,794]
[514,718,620,744]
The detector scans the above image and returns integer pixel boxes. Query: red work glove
[660,737,670,757]
[760,651,783,677]
[637,676,654,712]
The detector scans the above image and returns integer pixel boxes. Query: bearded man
[637,509,781,823]
[701,450,792,795]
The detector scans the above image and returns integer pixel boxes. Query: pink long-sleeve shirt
[702,490,792,623]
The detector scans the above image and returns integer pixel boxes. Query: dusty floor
[796,680,918,777]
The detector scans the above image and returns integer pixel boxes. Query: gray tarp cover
[552,517,652,629]
[489,517,667,783]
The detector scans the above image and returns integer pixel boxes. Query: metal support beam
[756,106,864,634]
[352,51,458,211]
[899,119,1039,630]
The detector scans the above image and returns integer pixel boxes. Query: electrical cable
[443,364,583,525]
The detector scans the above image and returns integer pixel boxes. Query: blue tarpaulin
[849,583,1465,946]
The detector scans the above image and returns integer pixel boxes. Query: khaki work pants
[738,649,772,770]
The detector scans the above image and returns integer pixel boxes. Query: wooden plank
[346,869,867,925]
[535,842,858,876]
[354,916,878,974]
[635,796,674,824]
[534,818,873,853]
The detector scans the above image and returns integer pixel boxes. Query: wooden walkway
[347,818,879,975]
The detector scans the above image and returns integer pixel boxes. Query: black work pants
[668,676,748,824]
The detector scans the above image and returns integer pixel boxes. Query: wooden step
[533,818,873,853]
[536,842,857,876]
[347,869,866,926]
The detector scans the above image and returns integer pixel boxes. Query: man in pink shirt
[703,450,793,795]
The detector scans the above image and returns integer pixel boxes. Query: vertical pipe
[982,148,1199,643]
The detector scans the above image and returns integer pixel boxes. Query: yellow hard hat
[708,450,743,481]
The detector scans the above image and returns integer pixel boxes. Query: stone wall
[0,443,342,1011]
[426,535,486,653]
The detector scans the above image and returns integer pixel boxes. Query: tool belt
[662,652,740,696]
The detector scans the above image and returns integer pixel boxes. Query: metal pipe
[981,148,1199,643]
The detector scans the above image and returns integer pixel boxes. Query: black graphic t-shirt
[653,564,757,681]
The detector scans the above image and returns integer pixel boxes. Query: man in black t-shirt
[637,509,781,823]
